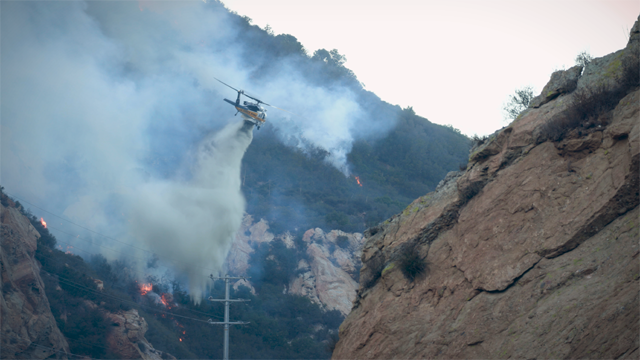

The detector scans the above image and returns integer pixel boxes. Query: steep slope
[333,20,639,359]
[1,198,70,359]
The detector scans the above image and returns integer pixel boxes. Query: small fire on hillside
[40,217,47,228]
[160,294,174,309]
[355,176,363,187]
[139,283,153,296]
[57,245,74,255]
[138,283,178,309]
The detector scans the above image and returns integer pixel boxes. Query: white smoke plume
[0,0,396,299]
[131,121,253,302]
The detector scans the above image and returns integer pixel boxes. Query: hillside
[243,109,469,235]
[1,191,347,359]
[208,2,472,235]
[333,18,639,359]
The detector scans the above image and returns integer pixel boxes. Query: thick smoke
[131,121,253,302]
[0,1,394,299]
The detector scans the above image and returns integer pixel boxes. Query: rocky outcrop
[1,199,70,359]
[530,64,583,108]
[290,229,364,315]
[226,215,275,276]
[225,216,365,315]
[334,20,639,360]
[106,308,175,360]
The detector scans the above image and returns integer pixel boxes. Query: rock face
[106,308,175,360]
[530,64,583,108]
[226,216,365,315]
[334,23,639,360]
[226,215,275,276]
[1,199,70,359]
[291,229,364,315]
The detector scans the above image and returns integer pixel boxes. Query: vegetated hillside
[1,189,342,359]
[333,19,639,360]
[182,1,471,235]
[242,108,469,235]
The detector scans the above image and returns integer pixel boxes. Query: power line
[27,342,81,359]
[48,224,138,259]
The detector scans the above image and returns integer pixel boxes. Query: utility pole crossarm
[208,297,250,302]
[208,274,250,360]
[207,320,250,325]
[210,274,251,281]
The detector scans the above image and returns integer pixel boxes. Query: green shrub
[541,83,626,142]
[575,51,593,68]
[398,244,428,282]
[541,50,639,143]
[503,86,534,119]
[458,181,485,204]
[336,235,350,249]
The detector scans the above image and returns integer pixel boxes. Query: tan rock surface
[106,308,175,360]
[334,31,639,359]
[1,201,70,359]
[226,215,275,275]
[226,217,365,315]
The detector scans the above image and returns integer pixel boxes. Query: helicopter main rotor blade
[214,77,241,93]
[265,103,305,118]
[242,93,270,106]
[214,77,302,117]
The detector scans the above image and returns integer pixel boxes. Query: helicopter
[215,78,280,130]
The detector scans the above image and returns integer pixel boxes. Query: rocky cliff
[333,19,639,359]
[1,199,70,359]
[226,215,364,315]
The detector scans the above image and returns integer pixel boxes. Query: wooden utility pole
[208,274,250,360]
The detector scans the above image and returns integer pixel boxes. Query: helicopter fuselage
[224,98,266,125]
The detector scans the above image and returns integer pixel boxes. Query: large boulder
[106,308,176,360]
[290,230,364,315]
[530,65,583,108]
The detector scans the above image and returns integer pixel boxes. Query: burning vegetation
[139,283,153,296]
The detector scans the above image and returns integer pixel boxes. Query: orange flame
[139,283,152,296]
[40,217,47,228]
[355,176,362,187]
[57,245,73,254]
[179,338,183,342]
[160,294,175,309]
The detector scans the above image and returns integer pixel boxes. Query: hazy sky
[222,0,639,135]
